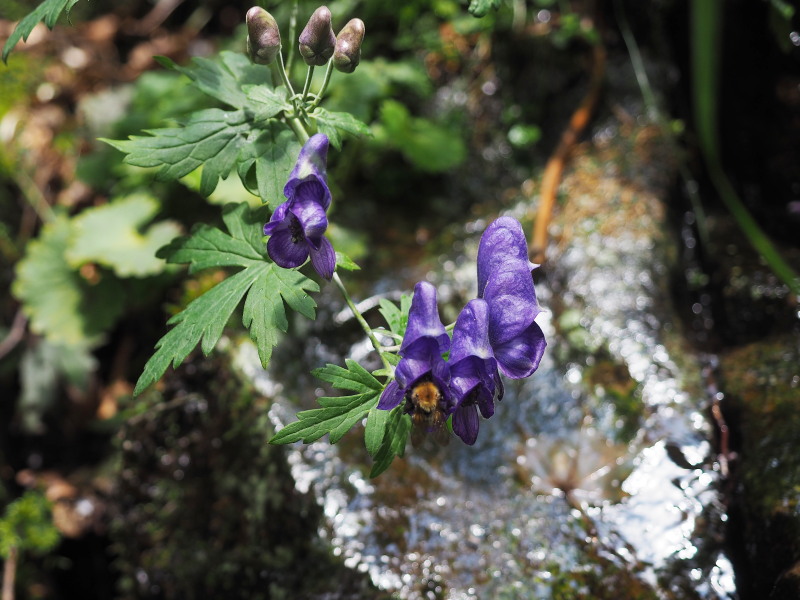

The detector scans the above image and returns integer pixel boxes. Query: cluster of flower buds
[246,5,365,74]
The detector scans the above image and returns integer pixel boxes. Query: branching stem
[308,61,335,110]
[301,65,315,102]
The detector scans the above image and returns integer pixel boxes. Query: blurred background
[1,0,799,598]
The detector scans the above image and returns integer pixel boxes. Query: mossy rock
[720,334,800,599]
[110,353,381,600]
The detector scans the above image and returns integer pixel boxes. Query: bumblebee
[408,380,450,447]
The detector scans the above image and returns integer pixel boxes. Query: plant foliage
[133,203,319,396]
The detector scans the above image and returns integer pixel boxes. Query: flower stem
[272,52,296,98]
[332,272,393,372]
[285,0,299,74]
[308,61,335,110]
[286,113,310,144]
[301,65,315,102]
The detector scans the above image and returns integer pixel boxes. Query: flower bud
[298,6,336,66]
[333,18,365,74]
[246,7,281,65]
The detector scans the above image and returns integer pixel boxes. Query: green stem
[285,0,299,74]
[308,61,335,110]
[615,0,711,249]
[18,171,54,223]
[332,272,394,372]
[691,0,800,295]
[271,52,296,98]
[301,65,315,102]
[286,114,310,144]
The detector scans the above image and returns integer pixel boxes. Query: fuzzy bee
[408,380,450,447]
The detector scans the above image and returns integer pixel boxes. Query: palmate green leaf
[155,51,265,110]
[270,360,383,445]
[102,108,251,196]
[133,203,319,396]
[370,406,412,478]
[311,107,371,150]
[157,203,265,273]
[2,0,82,63]
[65,194,181,277]
[12,215,125,347]
[237,122,300,205]
[243,85,292,121]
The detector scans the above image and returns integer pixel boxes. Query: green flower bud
[246,6,281,65]
[333,18,365,74]
[298,6,336,66]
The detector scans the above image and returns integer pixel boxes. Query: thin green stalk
[615,0,710,246]
[271,52,296,98]
[708,161,800,294]
[308,61,335,110]
[18,171,54,223]
[332,272,394,372]
[614,0,657,118]
[285,0,300,75]
[301,65,315,102]
[691,0,800,295]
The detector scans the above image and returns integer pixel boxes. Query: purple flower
[264,134,335,280]
[376,217,546,447]
[477,217,546,378]
[449,299,503,445]
[377,282,453,425]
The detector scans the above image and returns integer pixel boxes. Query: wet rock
[720,334,800,600]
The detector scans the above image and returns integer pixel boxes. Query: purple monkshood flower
[378,282,453,416]
[477,216,546,379]
[378,217,547,446]
[449,299,503,445]
[264,134,336,280]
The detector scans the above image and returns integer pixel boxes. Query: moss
[720,334,800,598]
[110,353,381,599]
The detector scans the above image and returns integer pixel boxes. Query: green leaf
[370,406,411,478]
[102,108,251,196]
[335,252,360,272]
[364,407,390,457]
[468,0,502,18]
[375,100,467,172]
[270,360,383,445]
[311,107,371,150]
[312,359,383,393]
[2,0,81,63]
[65,194,181,277]
[243,85,292,121]
[378,295,412,338]
[243,266,318,367]
[155,51,265,110]
[158,204,265,273]
[133,203,319,396]
[18,339,95,434]
[12,215,125,347]
[237,122,300,205]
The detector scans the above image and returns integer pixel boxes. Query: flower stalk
[332,273,394,373]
